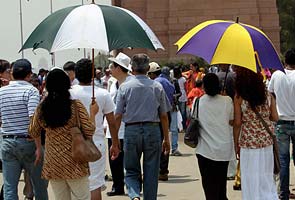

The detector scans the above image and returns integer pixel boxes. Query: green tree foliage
[277,0,295,53]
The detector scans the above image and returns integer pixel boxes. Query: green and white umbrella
[20,3,164,53]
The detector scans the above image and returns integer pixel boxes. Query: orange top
[187,87,204,108]
[182,70,199,95]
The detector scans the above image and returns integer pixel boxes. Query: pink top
[239,100,274,149]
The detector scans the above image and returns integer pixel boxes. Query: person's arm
[28,108,43,166]
[89,100,99,125]
[229,97,234,126]
[233,95,242,159]
[269,93,279,122]
[106,112,120,160]
[32,129,42,166]
[160,112,170,155]
[27,88,42,165]
[182,70,190,79]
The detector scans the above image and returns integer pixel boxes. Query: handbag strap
[192,97,200,119]
[253,108,274,138]
[73,100,81,128]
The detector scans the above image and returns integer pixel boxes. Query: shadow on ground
[160,175,199,184]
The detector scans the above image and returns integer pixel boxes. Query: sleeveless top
[239,100,274,149]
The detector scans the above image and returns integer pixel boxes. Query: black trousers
[197,154,229,200]
[108,138,125,192]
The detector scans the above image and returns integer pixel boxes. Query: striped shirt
[0,80,40,135]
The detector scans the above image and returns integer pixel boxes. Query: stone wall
[113,0,281,63]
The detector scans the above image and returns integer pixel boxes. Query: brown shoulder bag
[253,109,280,175]
[71,100,101,163]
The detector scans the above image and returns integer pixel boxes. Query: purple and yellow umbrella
[175,20,284,73]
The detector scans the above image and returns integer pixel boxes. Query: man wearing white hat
[106,52,133,196]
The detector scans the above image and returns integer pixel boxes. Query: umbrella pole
[92,48,95,102]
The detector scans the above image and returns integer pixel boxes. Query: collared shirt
[0,80,40,135]
[116,75,171,123]
[155,74,175,105]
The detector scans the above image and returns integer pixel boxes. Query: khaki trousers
[50,176,90,200]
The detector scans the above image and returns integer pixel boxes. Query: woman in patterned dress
[29,68,98,200]
[233,67,279,200]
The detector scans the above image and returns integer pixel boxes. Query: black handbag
[184,98,201,148]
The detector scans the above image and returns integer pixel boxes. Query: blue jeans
[276,121,295,200]
[178,101,187,130]
[170,111,179,152]
[1,138,48,200]
[124,123,162,200]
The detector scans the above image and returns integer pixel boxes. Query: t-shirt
[70,85,115,142]
[268,69,295,120]
[194,94,235,161]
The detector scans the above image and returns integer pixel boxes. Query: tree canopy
[277,0,295,54]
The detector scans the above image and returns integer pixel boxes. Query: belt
[125,121,159,127]
[2,134,30,139]
[277,120,295,125]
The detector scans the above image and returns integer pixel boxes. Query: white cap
[148,62,161,73]
[108,52,131,71]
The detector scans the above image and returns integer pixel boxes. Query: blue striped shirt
[0,81,40,135]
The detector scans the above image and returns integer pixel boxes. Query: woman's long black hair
[235,67,267,110]
[40,68,72,128]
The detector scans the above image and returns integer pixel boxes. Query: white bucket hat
[108,52,131,71]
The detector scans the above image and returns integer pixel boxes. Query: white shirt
[107,76,117,92]
[194,94,235,161]
[70,85,115,143]
[72,78,79,86]
[268,69,295,120]
[105,75,134,139]
[178,77,187,102]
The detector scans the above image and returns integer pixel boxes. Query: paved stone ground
[1,132,294,199]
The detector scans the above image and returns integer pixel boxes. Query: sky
[0,0,111,72]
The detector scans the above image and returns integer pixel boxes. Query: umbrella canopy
[20,4,164,53]
[175,20,284,73]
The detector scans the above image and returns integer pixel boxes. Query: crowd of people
[0,47,294,200]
